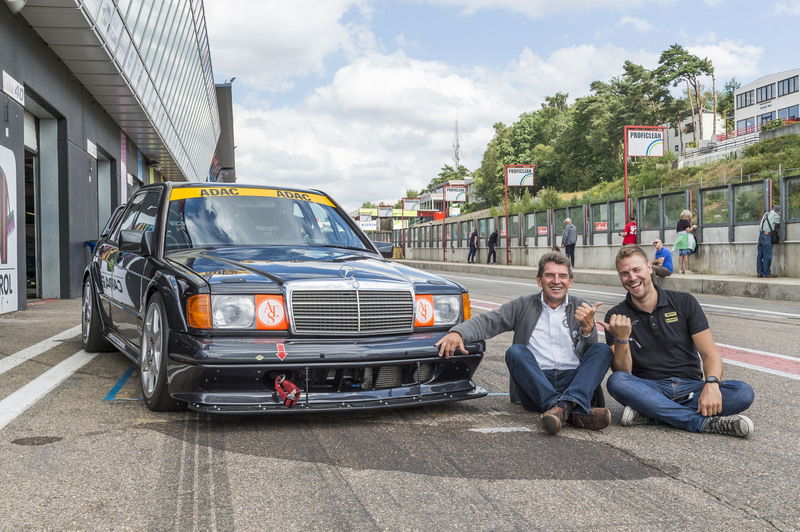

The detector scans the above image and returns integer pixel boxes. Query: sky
[203,0,800,213]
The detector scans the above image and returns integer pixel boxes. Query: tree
[422,164,469,193]
[656,44,714,143]
[717,78,740,134]
[361,201,376,208]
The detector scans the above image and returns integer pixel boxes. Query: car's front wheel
[81,277,112,352]
[140,293,185,411]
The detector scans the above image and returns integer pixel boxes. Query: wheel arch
[143,273,189,333]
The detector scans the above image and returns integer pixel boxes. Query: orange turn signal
[462,293,471,321]
[187,295,211,329]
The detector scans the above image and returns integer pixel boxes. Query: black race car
[82,183,486,413]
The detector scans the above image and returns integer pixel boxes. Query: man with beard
[599,246,755,437]
[435,252,612,435]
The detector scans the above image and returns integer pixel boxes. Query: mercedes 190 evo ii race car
[82,183,487,414]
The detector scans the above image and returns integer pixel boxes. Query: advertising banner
[377,206,392,217]
[626,129,664,157]
[0,145,19,314]
[402,198,420,211]
[537,226,548,235]
[444,185,466,202]
[594,221,609,231]
[505,165,535,187]
[359,220,378,231]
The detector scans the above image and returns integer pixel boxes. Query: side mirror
[119,229,154,256]
[371,240,394,259]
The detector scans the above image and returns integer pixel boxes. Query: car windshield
[165,188,370,252]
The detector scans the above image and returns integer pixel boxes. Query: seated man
[651,239,673,278]
[435,252,613,435]
[599,246,755,438]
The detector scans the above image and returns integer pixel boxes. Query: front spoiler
[181,384,487,414]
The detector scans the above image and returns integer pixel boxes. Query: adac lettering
[200,188,240,197]
[276,190,311,201]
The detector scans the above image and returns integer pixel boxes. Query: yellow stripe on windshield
[169,187,334,206]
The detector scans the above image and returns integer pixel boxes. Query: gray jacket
[450,292,598,359]
[561,223,577,246]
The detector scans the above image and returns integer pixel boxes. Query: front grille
[291,289,414,335]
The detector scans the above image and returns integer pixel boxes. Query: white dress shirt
[527,294,579,370]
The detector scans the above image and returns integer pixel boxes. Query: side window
[132,191,162,232]
[100,205,127,238]
[111,193,146,242]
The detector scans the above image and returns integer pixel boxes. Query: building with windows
[734,69,800,135]
[418,178,473,214]
[0,0,231,314]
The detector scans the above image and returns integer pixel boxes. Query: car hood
[167,246,459,292]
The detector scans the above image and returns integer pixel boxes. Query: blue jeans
[606,371,755,432]
[505,343,612,415]
[756,232,773,276]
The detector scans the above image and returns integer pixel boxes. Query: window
[639,196,660,230]
[778,105,800,121]
[590,203,608,231]
[759,112,775,125]
[755,84,775,103]
[736,117,755,134]
[733,183,764,223]
[509,215,519,240]
[735,90,754,109]
[524,213,537,238]
[611,201,625,231]
[662,193,685,229]
[777,75,799,97]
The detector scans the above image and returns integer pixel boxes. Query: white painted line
[716,343,799,362]
[722,359,800,381]
[448,274,800,319]
[469,426,532,433]
[0,350,98,431]
[0,325,81,377]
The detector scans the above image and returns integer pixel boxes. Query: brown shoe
[569,408,611,431]
[541,406,567,435]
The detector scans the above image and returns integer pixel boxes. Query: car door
[107,190,161,346]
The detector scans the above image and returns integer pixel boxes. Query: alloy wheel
[81,281,92,345]
[141,303,163,397]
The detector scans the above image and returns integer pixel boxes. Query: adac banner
[0,145,18,314]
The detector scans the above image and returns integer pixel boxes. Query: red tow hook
[274,375,300,407]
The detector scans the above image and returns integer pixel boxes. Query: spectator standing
[487,229,498,264]
[467,228,479,263]
[673,209,697,274]
[651,239,673,279]
[561,218,577,266]
[757,205,781,278]
[621,214,637,245]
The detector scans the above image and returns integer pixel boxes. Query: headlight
[433,295,460,325]
[415,294,462,327]
[212,295,255,328]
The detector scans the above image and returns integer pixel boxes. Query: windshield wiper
[316,244,372,252]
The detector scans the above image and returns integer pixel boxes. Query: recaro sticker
[169,187,333,206]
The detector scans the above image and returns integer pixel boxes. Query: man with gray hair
[757,205,781,278]
[435,252,612,435]
[561,218,577,266]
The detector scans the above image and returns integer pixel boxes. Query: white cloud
[204,0,374,91]
[415,0,647,18]
[230,46,657,211]
[773,1,800,15]
[615,16,652,31]
[688,39,763,81]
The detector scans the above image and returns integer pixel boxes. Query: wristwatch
[704,376,721,385]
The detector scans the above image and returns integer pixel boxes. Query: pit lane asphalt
[0,280,798,531]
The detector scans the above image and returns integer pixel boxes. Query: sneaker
[541,406,567,435]
[620,406,652,426]
[704,414,754,438]
[569,408,611,430]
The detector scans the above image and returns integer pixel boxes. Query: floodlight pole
[442,198,447,262]
[503,170,510,265]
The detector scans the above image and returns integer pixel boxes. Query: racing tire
[140,292,185,411]
[81,277,113,352]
